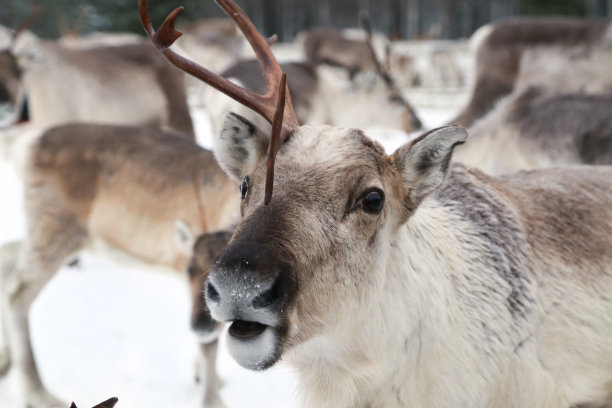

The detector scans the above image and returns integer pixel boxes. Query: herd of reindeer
[0,0,611,407]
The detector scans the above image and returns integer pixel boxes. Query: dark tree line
[1,0,610,41]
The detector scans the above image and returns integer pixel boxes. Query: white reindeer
[139,1,612,407]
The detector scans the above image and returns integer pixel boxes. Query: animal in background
[0,123,238,408]
[451,17,612,127]
[0,35,195,139]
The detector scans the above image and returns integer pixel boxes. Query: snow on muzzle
[206,241,296,370]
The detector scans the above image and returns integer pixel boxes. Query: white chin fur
[226,326,278,371]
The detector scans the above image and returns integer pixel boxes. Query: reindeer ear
[392,126,467,209]
[214,112,270,183]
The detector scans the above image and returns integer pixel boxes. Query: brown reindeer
[451,17,612,127]
[0,123,238,408]
[299,26,384,79]
[0,37,195,139]
[141,1,612,407]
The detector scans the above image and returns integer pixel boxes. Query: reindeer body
[0,123,238,408]
[452,17,612,127]
[2,40,195,138]
[288,164,612,408]
[206,116,612,408]
[454,86,612,173]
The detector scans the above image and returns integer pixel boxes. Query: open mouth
[228,320,268,339]
[224,320,281,370]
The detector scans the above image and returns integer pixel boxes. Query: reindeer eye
[361,188,384,213]
[239,176,249,200]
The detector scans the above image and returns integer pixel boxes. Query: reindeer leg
[1,204,86,408]
[198,337,225,408]
[0,241,22,377]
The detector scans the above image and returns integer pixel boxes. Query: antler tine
[264,72,286,205]
[360,13,394,87]
[138,0,299,133]
[10,5,42,47]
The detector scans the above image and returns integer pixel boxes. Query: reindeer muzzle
[206,241,295,370]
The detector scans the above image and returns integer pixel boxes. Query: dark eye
[239,176,249,200]
[361,189,384,213]
[187,265,196,278]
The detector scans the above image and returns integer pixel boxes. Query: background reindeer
[0,123,238,408]
[451,17,612,127]
[298,26,387,79]
[205,58,422,138]
[447,17,612,174]
[0,35,195,139]
[453,86,612,174]
[205,16,421,136]
[140,1,612,407]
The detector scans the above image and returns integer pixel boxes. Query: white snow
[0,90,461,408]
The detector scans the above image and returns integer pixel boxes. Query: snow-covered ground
[0,95,461,408]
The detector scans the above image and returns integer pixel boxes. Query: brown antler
[360,13,394,87]
[138,0,297,131]
[264,72,286,205]
[10,5,42,46]
[138,0,298,205]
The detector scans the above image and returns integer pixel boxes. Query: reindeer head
[208,117,465,369]
[140,0,465,370]
[186,230,232,343]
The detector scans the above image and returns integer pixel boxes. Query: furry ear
[392,126,467,210]
[214,112,270,183]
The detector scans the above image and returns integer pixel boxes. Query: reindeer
[0,36,195,139]
[453,86,612,174]
[205,57,422,136]
[206,19,422,136]
[451,17,612,127]
[177,18,245,75]
[299,26,386,79]
[0,123,238,408]
[140,1,612,407]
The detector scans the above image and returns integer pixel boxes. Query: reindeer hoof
[0,347,10,377]
[24,390,65,408]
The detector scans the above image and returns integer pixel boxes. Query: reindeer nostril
[252,274,282,309]
[207,281,221,303]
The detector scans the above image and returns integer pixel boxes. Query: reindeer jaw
[226,321,284,370]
